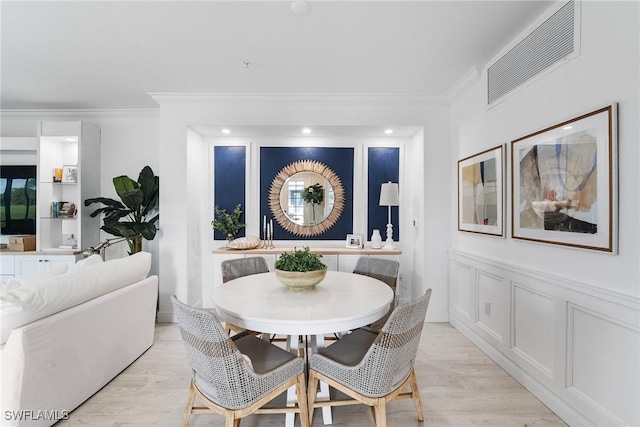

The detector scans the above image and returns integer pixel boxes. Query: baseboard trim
[156,311,176,323]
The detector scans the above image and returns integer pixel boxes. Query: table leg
[285,335,301,427]
[311,334,333,425]
[285,334,334,426]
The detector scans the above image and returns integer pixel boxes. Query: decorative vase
[275,268,327,292]
[371,229,382,249]
[226,234,234,245]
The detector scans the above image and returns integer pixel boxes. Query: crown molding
[446,66,480,104]
[148,92,449,107]
[0,109,159,119]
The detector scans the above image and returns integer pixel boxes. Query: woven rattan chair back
[308,289,432,426]
[171,295,309,427]
[344,289,431,396]
[353,257,400,330]
[370,288,431,394]
[221,256,269,283]
[172,295,258,409]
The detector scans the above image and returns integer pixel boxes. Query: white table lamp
[379,182,399,249]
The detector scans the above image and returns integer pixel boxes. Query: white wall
[449,1,639,425]
[451,1,639,296]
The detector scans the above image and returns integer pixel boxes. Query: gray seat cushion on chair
[318,328,378,366]
[234,334,297,374]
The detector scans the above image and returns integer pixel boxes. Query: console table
[211,246,402,255]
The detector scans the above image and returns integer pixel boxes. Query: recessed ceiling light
[563,126,572,130]
[291,0,310,16]
[384,129,394,135]
[221,129,231,134]
[302,128,312,134]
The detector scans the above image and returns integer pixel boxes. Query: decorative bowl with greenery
[212,204,246,241]
[275,246,327,291]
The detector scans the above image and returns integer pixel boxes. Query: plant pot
[275,268,327,292]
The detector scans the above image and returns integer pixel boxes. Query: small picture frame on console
[346,234,363,249]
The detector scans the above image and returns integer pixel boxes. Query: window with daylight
[287,180,304,224]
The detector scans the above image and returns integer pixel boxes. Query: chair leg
[373,399,387,427]
[307,370,319,425]
[296,373,310,427]
[181,381,196,427]
[408,369,424,421]
[225,411,236,427]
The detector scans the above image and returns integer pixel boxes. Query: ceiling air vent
[487,0,577,106]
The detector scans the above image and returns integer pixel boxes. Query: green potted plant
[274,246,327,291]
[300,183,324,223]
[212,204,246,242]
[84,165,159,255]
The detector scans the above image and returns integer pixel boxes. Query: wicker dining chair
[220,256,269,335]
[353,257,400,331]
[307,289,432,427]
[171,295,309,427]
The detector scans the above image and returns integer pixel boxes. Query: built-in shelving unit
[37,121,101,253]
[0,123,101,277]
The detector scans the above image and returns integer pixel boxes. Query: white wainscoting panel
[449,249,640,427]
[511,283,555,378]
[476,270,506,344]
[451,260,473,321]
[567,304,640,426]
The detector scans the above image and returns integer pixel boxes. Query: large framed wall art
[511,105,617,252]
[458,145,504,236]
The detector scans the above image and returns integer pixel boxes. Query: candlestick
[270,219,275,248]
[262,225,267,248]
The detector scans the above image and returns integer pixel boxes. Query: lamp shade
[379,182,399,206]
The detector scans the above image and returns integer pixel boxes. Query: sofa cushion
[0,264,69,292]
[0,251,152,344]
[73,254,104,270]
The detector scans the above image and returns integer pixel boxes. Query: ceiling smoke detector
[291,1,310,16]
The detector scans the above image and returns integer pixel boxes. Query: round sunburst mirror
[269,160,345,237]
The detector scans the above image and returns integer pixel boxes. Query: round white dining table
[213,270,393,427]
[212,270,394,336]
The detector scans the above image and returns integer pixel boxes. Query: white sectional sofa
[0,252,158,427]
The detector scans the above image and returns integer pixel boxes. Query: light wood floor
[57,323,567,426]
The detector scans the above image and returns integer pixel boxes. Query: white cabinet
[0,254,16,280]
[14,254,79,277]
[37,121,100,252]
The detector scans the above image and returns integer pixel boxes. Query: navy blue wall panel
[367,147,400,240]
[213,146,246,240]
[260,147,354,240]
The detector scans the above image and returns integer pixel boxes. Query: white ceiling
[1,1,553,111]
